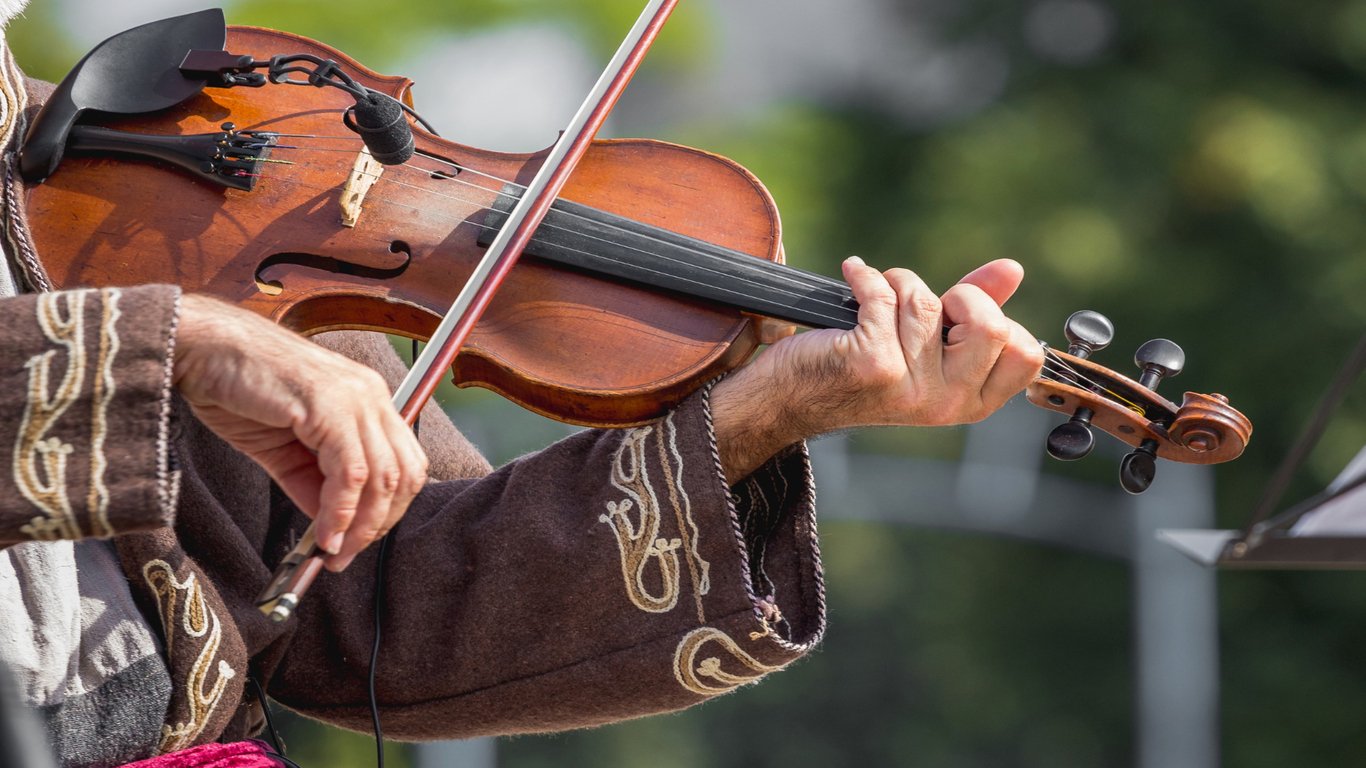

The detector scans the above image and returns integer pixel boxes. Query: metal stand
[1161,470,1366,569]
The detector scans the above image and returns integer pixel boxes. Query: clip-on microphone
[181,48,419,166]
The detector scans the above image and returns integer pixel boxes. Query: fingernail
[846,255,865,267]
[321,531,345,556]
[329,554,356,573]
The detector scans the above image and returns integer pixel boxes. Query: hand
[172,294,428,571]
[711,258,1044,480]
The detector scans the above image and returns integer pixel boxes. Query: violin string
[265,146,859,329]
[259,139,1144,404]
[270,158,863,327]
[260,143,846,307]
[269,139,855,306]
[411,151,856,300]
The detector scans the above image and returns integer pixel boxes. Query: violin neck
[484,187,859,331]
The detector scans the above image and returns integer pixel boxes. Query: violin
[19,14,1251,497]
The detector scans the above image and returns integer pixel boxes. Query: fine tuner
[1030,310,1251,494]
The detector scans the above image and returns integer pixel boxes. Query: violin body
[26,26,783,426]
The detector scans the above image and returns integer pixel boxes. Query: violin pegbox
[1027,311,1252,494]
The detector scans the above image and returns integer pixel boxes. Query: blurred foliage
[10,0,1366,765]
[5,0,78,80]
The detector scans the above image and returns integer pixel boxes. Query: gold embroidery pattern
[657,412,709,622]
[14,289,123,540]
[142,559,237,754]
[88,290,120,537]
[673,627,786,696]
[600,415,713,617]
[600,425,682,613]
[16,291,89,540]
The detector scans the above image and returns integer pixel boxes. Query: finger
[376,410,429,537]
[328,416,402,572]
[841,256,899,344]
[883,267,944,376]
[259,442,325,519]
[956,259,1025,307]
[939,282,1012,394]
[312,419,368,562]
[979,320,1046,411]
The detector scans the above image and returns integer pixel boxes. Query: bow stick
[256,0,682,621]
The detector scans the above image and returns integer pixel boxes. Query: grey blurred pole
[415,737,497,768]
[1131,463,1219,768]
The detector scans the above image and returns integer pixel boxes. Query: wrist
[172,293,254,398]
[709,359,809,482]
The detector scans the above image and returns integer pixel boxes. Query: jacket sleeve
[0,285,180,547]
[269,382,827,740]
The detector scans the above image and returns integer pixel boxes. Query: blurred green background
[10,0,1366,766]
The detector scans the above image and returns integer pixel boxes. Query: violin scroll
[1027,311,1252,493]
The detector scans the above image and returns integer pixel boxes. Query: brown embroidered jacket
[0,67,826,755]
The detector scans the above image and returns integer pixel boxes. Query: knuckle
[405,471,428,497]
[982,319,1012,346]
[909,293,942,318]
[865,283,898,312]
[379,466,402,494]
[329,507,357,528]
[362,368,389,393]
[341,462,370,488]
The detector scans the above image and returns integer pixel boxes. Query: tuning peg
[1134,338,1184,391]
[1063,310,1114,360]
[1119,439,1159,494]
[1044,311,1114,462]
[1047,410,1096,460]
[1120,340,1184,492]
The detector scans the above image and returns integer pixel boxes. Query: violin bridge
[339,146,384,227]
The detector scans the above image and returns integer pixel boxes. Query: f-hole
[254,240,414,295]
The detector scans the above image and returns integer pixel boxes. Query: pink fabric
[121,740,283,768]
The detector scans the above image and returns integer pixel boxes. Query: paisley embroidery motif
[142,559,236,754]
[673,627,786,696]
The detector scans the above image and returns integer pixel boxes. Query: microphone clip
[185,50,415,165]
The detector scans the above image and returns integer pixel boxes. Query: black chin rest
[19,7,227,182]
